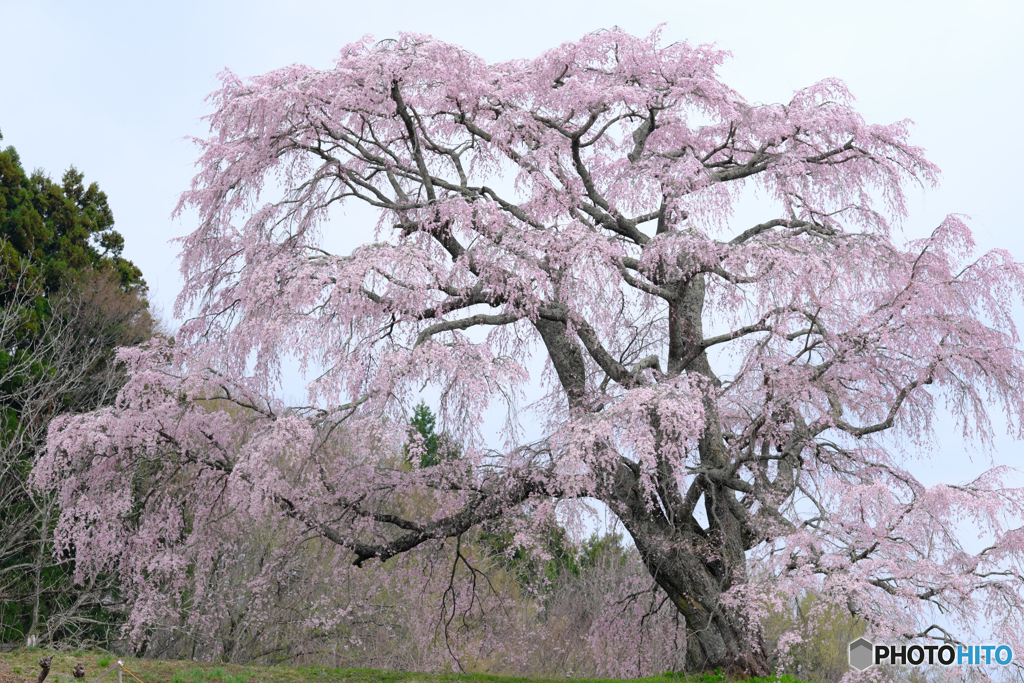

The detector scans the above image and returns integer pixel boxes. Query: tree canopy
[0,129,144,298]
[36,30,1024,676]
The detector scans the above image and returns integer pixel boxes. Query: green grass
[171,666,251,683]
[0,649,809,683]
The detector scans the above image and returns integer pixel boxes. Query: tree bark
[609,464,769,676]
[534,272,771,676]
[36,655,52,683]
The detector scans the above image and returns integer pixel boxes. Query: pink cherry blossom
[36,29,1024,677]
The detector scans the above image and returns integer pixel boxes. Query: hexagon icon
[849,638,874,671]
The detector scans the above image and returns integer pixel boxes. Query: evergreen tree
[0,128,144,297]
[407,402,459,468]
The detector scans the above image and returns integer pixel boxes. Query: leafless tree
[0,266,155,647]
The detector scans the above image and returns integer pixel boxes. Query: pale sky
[2,0,1022,491]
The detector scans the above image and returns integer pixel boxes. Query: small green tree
[406,402,460,468]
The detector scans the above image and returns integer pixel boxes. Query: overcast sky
[3,0,1022,491]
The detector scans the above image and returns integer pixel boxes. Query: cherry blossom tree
[35,29,1024,676]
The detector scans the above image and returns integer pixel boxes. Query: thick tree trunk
[618,273,768,675]
[535,275,770,675]
[609,469,770,677]
[641,530,769,676]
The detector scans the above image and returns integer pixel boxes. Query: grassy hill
[0,649,807,683]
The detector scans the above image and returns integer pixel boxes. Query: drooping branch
[278,466,558,567]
